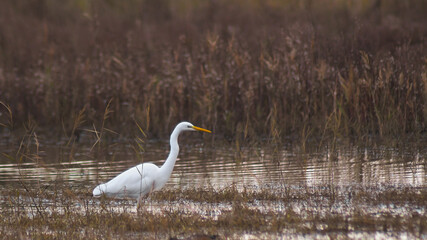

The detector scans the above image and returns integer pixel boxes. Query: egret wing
[103,163,156,198]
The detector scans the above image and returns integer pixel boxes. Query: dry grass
[0,0,426,142]
[0,184,426,239]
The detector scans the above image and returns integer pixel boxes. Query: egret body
[92,122,211,199]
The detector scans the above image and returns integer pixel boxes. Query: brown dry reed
[0,0,426,141]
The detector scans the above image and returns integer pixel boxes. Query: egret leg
[145,182,156,211]
[136,194,145,212]
[136,182,155,211]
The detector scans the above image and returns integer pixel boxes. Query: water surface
[0,137,425,190]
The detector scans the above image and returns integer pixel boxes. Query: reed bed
[0,0,426,141]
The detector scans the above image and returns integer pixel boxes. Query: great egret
[92,122,211,199]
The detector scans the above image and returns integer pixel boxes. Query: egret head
[178,122,211,133]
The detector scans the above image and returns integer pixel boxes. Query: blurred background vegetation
[0,0,426,141]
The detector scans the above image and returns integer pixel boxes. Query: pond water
[0,135,425,190]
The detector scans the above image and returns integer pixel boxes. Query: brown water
[0,136,425,189]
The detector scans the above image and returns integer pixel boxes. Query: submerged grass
[0,184,426,239]
[0,0,426,141]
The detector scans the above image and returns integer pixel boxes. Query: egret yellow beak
[192,126,212,133]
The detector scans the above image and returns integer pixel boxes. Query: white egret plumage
[92,122,211,199]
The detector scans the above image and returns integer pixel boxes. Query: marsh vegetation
[1,183,426,239]
[1,0,426,140]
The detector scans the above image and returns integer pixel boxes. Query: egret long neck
[160,128,180,178]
